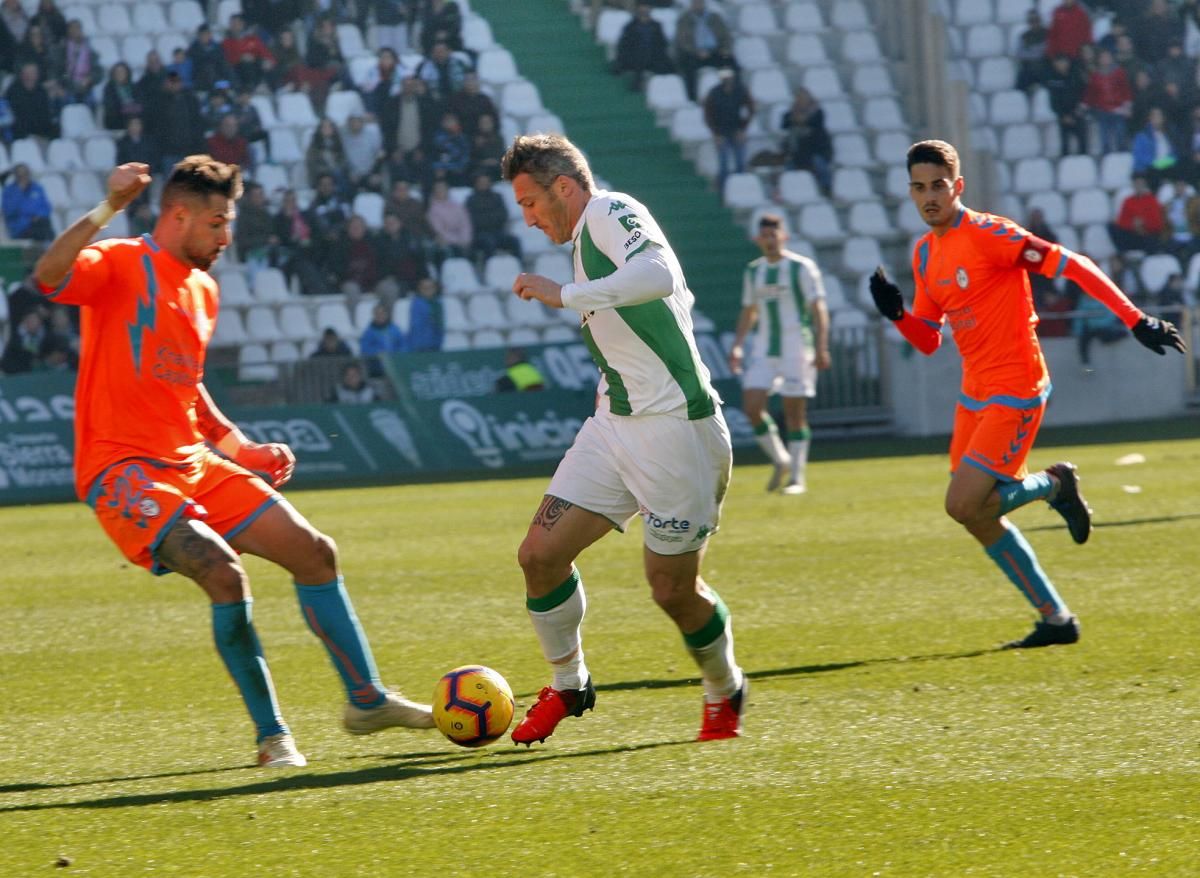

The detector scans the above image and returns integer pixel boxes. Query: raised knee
[945,494,988,527]
[313,532,338,569]
[517,535,553,578]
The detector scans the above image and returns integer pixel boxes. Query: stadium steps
[471,0,755,332]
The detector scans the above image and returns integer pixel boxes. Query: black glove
[1131,315,1187,356]
[868,266,904,321]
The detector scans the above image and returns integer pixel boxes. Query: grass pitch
[1,431,1198,876]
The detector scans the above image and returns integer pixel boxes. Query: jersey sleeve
[909,237,944,327]
[587,197,666,267]
[37,243,116,307]
[796,258,826,303]
[970,213,1067,278]
[740,263,755,308]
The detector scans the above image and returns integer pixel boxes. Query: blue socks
[996,472,1053,515]
[296,577,386,708]
[985,525,1069,619]
[211,599,287,742]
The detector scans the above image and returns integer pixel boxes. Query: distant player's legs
[945,407,1079,647]
[155,517,299,763]
[742,386,790,491]
[230,499,433,731]
[511,496,612,744]
[780,394,811,494]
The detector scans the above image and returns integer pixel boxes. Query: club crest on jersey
[1024,248,1042,263]
[955,267,969,289]
[138,497,161,518]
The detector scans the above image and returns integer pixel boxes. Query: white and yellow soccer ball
[432,665,516,747]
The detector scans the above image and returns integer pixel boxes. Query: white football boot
[343,691,436,734]
[257,733,308,768]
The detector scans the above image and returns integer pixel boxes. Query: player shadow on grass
[585,648,996,697]
[1024,511,1200,534]
[0,740,694,814]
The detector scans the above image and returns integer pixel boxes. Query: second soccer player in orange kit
[34,158,434,768]
[870,140,1186,649]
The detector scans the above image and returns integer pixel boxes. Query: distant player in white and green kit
[501,133,746,745]
[729,213,830,494]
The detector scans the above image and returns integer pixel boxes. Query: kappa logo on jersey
[607,200,629,214]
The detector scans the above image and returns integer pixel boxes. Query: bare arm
[728,304,757,373]
[810,297,831,370]
[33,163,152,288]
[196,382,297,487]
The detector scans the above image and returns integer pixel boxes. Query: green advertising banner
[0,336,762,506]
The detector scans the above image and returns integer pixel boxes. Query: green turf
[2,437,1199,876]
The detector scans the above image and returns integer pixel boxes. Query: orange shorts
[949,402,1045,482]
[86,450,280,575]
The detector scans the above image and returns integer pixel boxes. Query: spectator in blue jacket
[1131,106,1181,189]
[2,163,53,241]
[407,276,444,352]
[359,302,407,376]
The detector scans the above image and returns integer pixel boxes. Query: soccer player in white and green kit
[501,133,746,744]
[729,213,830,494]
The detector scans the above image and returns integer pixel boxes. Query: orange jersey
[910,207,1064,406]
[39,234,218,499]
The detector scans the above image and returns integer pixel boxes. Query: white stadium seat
[801,66,844,101]
[238,343,277,382]
[325,90,366,126]
[1139,254,1181,294]
[841,236,884,275]
[47,138,84,172]
[216,269,253,306]
[1057,155,1099,192]
[831,167,873,201]
[783,2,826,32]
[777,170,823,207]
[1026,190,1067,227]
[848,202,893,237]
[212,310,250,347]
[278,302,317,342]
[1099,152,1134,190]
[841,30,882,64]
[484,253,523,290]
[169,0,205,33]
[1067,188,1112,227]
[645,74,690,123]
[245,306,284,343]
[439,257,484,296]
[797,203,845,244]
[1000,123,1043,161]
[315,301,357,339]
[59,104,97,140]
[851,65,894,97]
[132,2,169,33]
[723,173,767,211]
[737,3,778,37]
[955,0,994,27]
[735,35,776,70]
[252,267,291,302]
[784,33,827,66]
[831,0,869,29]
[989,89,1029,125]
[1082,224,1116,261]
[277,92,320,127]
[1013,157,1055,196]
[965,23,1006,59]
[748,69,791,105]
[975,56,1016,93]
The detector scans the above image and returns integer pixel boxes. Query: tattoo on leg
[158,518,225,581]
[532,496,573,531]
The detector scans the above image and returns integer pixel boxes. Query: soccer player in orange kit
[870,140,1185,649]
[33,158,433,767]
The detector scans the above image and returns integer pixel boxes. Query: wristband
[87,200,117,229]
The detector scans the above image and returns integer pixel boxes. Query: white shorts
[742,346,816,398]
[546,408,732,555]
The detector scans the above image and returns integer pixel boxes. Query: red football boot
[697,679,748,741]
[511,676,596,746]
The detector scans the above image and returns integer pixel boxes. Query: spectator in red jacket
[1108,172,1167,253]
[206,112,252,169]
[1083,48,1132,153]
[1046,0,1092,60]
[222,13,274,91]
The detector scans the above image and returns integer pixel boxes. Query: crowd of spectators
[0,0,515,375]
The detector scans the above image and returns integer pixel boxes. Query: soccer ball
[432,665,515,747]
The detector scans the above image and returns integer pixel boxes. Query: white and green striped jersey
[741,251,826,359]
[560,190,719,420]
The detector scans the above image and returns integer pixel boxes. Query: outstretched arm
[1055,248,1187,355]
[33,163,152,289]
[196,384,296,487]
[868,267,942,355]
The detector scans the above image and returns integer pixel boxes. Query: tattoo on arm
[532,495,573,531]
